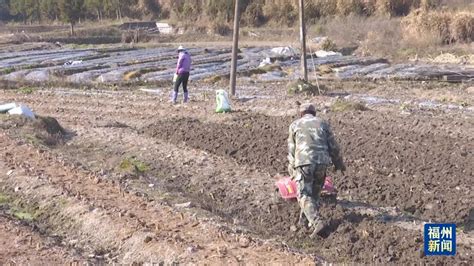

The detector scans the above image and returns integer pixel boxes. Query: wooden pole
[299,0,308,81]
[230,0,241,96]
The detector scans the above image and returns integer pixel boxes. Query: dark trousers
[295,164,327,225]
[174,72,190,93]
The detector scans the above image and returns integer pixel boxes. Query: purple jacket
[176,51,192,74]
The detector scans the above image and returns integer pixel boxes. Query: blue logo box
[424,223,456,256]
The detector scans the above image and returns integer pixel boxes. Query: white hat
[177,45,185,51]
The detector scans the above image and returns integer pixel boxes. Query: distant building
[156,23,173,34]
[119,22,157,31]
[119,21,174,34]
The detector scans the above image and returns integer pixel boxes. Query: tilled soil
[145,110,473,223]
[140,109,473,263]
[1,82,473,264]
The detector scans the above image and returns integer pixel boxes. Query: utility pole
[299,0,308,81]
[230,0,241,96]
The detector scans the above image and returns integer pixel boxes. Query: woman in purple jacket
[172,46,192,104]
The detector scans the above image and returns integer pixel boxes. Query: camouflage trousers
[294,164,327,226]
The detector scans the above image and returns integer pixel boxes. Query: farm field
[0,43,473,85]
[1,43,473,263]
[1,0,474,263]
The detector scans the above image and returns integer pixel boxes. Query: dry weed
[257,0,441,20]
[321,38,337,51]
[402,9,473,43]
[376,0,424,17]
[331,99,369,112]
[450,12,474,43]
[322,16,401,48]
[336,0,365,16]
[420,0,442,11]
[287,79,324,96]
[305,0,337,18]
[242,2,266,27]
[263,0,298,26]
[209,20,231,36]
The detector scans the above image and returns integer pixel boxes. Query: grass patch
[23,133,42,146]
[1,67,15,75]
[119,156,149,175]
[18,86,35,94]
[0,191,41,222]
[9,201,43,222]
[331,99,369,112]
[436,96,470,107]
[399,102,413,111]
[0,193,10,205]
[12,209,35,221]
[56,198,69,208]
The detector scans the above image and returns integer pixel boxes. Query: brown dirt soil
[0,132,316,264]
[1,115,67,146]
[33,116,66,135]
[0,81,472,264]
[0,214,82,264]
[140,110,473,264]
[144,110,473,223]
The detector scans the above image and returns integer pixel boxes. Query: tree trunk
[299,0,308,81]
[70,22,75,36]
[229,0,241,96]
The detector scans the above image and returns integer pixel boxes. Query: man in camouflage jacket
[288,103,345,238]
